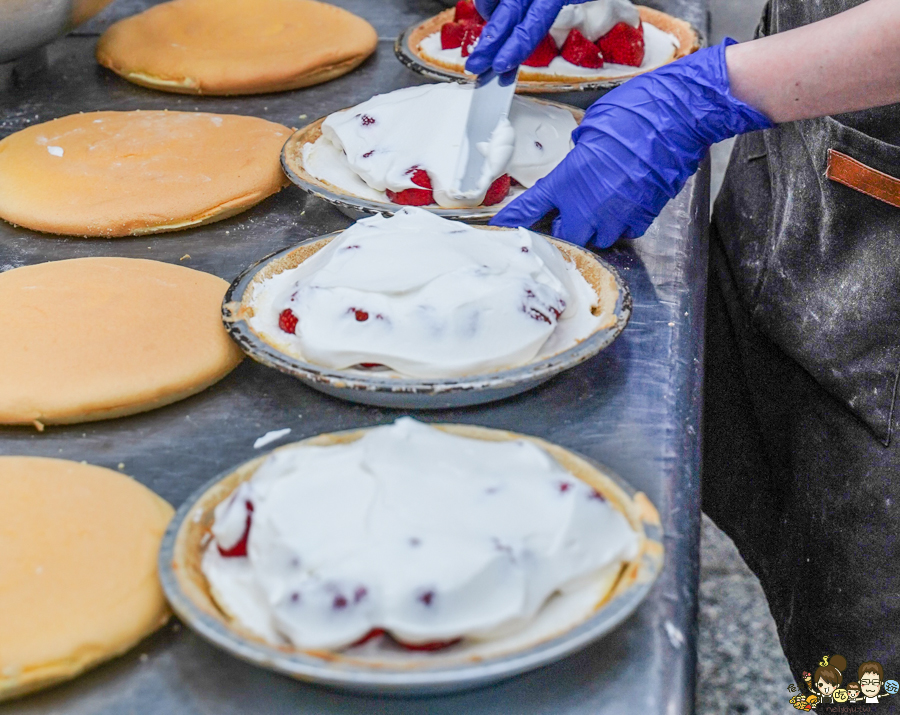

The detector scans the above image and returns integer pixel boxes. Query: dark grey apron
[703,0,900,686]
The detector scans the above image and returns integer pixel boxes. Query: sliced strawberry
[349,628,459,651]
[217,502,253,558]
[351,628,386,647]
[441,21,466,50]
[278,308,298,334]
[460,20,484,57]
[454,0,482,23]
[597,22,644,67]
[522,34,558,67]
[483,174,511,206]
[395,637,462,651]
[411,168,432,189]
[560,28,603,68]
[386,167,434,206]
[386,187,434,205]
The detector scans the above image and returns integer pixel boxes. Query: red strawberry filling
[384,168,512,208]
[441,21,466,49]
[351,628,386,647]
[349,628,461,651]
[560,28,604,68]
[460,20,484,57]
[386,167,435,206]
[597,22,645,67]
[522,34,559,67]
[218,501,254,558]
[397,637,463,651]
[453,0,483,23]
[523,287,565,324]
[483,174,511,206]
[278,308,298,334]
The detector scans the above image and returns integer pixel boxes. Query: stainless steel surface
[159,431,664,694]
[457,71,517,194]
[0,0,709,712]
[223,231,631,409]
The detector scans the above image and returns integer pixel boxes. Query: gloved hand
[491,39,775,247]
[465,0,586,76]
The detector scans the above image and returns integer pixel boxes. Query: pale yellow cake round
[0,457,174,701]
[96,0,378,95]
[0,257,244,426]
[0,111,291,237]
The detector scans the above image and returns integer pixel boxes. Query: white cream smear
[301,83,577,208]
[202,418,639,650]
[246,208,603,379]
[549,0,640,45]
[419,0,679,80]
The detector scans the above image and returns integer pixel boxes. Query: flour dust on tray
[201,418,640,651]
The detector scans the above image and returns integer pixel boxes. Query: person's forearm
[726,0,900,123]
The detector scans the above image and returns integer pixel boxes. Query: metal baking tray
[0,0,710,711]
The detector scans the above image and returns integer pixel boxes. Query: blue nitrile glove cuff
[490,39,774,248]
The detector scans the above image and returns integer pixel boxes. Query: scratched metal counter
[0,0,709,712]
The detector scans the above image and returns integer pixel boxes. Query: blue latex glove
[465,0,587,76]
[491,39,774,247]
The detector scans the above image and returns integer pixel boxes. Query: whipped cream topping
[303,83,576,208]
[246,208,604,379]
[202,418,640,650]
[549,0,640,46]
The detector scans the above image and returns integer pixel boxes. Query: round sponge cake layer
[96,0,378,95]
[0,457,174,701]
[0,257,244,426]
[0,111,291,237]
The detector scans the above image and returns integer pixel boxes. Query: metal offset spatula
[456,70,517,194]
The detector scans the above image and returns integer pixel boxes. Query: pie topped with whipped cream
[190,419,654,658]
[402,0,700,90]
[283,83,581,211]
[238,208,619,380]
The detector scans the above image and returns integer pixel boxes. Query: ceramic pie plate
[280,98,584,222]
[221,227,631,409]
[395,6,702,93]
[158,423,664,694]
